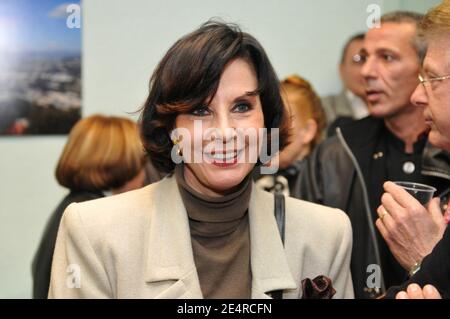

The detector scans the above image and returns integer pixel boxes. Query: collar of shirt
[384,125,429,155]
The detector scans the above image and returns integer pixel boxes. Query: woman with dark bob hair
[49,21,354,299]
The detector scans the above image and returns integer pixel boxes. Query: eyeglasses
[418,73,450,86]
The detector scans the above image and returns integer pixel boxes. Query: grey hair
[381,11,427,64]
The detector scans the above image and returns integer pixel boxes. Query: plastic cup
[393,181,437,206]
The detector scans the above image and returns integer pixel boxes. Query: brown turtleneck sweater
[175,164,252,299]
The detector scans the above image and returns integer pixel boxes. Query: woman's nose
[213,113,235,143]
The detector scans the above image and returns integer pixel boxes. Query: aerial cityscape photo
[0,0,81,135]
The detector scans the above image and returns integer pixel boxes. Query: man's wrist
[408,261,421,277]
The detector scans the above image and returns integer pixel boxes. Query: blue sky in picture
[0,0,81,53]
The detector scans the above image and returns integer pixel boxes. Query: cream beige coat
[48,175,354,299]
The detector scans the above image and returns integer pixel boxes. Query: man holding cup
[378,0,450,299]
[296,11,450,298]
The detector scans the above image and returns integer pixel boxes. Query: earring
[173,136,183,157]
[177,145,183,156]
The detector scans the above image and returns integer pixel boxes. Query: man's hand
[396,284,442,299]
[376,181,446,271]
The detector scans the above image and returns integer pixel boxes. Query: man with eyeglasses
[322,33,369,135]
[296,11,450,299]
[378,0,450,299]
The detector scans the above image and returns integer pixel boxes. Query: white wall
[83,0,379,117]
[0,0,440,298]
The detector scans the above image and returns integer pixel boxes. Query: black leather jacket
[294,116,450,299]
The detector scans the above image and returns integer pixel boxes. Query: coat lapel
[142,176,297,299]
[143,176,203,298]
[248,185,297,298]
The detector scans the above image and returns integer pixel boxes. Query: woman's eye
[233,102,251,113]
[191,106,210,116]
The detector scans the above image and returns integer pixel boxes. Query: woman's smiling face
[174,58,265,197]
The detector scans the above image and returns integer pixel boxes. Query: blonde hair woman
[278,75,327,168]
[32,115,147,299]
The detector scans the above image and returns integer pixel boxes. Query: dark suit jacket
[32,190,104,299]
[384,226,450,299]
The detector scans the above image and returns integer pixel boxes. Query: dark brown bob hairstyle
[140,21,289,173]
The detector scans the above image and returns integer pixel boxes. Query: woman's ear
[301,119,318,146]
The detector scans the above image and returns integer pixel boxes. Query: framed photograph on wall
[0,0,81,135]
